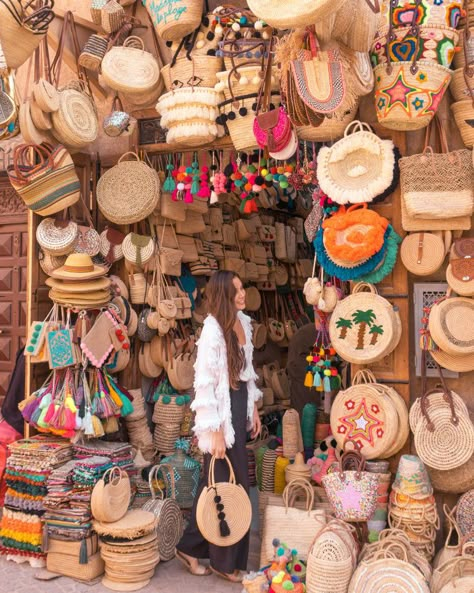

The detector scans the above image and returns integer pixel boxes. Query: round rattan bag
[196,455,252,547]
[348,557,430,593]
[36,218,78,255]
[429,297,474,356]
[329,282,401,364]
[91,467,131,523]
[97,152,160,224]
[400,232,446,276]
[52,85,99,149]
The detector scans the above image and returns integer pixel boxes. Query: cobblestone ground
[0,494,261,593]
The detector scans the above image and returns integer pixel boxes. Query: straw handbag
[317,120,396,205]
[101,37,161,96]
[91,467,131,523]
[322,447,379,522]
[261,480,327,565]
[246,0,344,28]
[143,0,202,41]
[97,152,160,225]
[0,0,54,69]
[36,218,78,256]
[196,455,252,547]
[452,99,474,148]
[429,297,474,356]
[142,464,184,562]
[7,143,80,216]
[400,119,474,220]
[329,282,401,365]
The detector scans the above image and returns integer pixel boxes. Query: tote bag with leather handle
[90,467,131,523]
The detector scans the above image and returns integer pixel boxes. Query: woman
[176,270,262,582]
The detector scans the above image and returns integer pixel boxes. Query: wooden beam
[54,8,102,33]
[139,137,235,154]
[47,32,107,99]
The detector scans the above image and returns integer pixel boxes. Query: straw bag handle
[282,479,314,513]
[370,541,409,562]
[339,443,366,477]
[208,455,236,487]
[420,385,459,433]
[363,0,380,13]
[102,466,127,485]
[351,282,377,295]
[148,463,177,500]
[352,369,377,385]
[343,120,373,136]
[387,0,422,75]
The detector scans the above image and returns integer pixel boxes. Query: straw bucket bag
[91,467,131,523]
[97,152,160,224]
[451,99,474,148]
[196,455,252,547]
[246,0,344,28]
[161,53,222,92]
[0,0,54,69]
[451,67,474,102]
[143,0,202,42]
[329,282,401,364]
[297,98,360,143]
[142,464,184,562]
[101,37,161,96]
[317,120,396,205]
[7,143,80,216]
[429,297,474,356]
[261,479,327,565]
[282,409,304,460]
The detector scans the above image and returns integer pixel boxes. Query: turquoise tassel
[323,376,331,392]
[313,373,321,388]
[163,175,175,192]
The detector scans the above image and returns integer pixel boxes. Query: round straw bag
[122,233,155,267]
[400,232,446,276]
[246,0,344,28]
[414,387,474,471]
[329,282,401,364]
[141,464,183,562]
[101,37,161,95]
[196,455,252,547]
[144,0,202,41]
[97,152,160,225]
[348,557,430,593]
[429,297,474,356]
[451,99,474,148]
[36,218,78,255]
[52,84,99,149]
[91,467,131,523]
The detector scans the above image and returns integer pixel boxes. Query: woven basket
[97,152,160,225]
[224,96,280,152]
[79,34,108,72]
[144,0,202,41]
[297,98,359,142]
[374,61,452,131]
[101,37,161,95]
[0,0,49,69]
[451,99,474,148]
[152,395,187,425]
[282,409,304,460]
[122,233,155,267]
[36,218,78,255]
[51,85,99,149]
[429,297,474,356]
[161,440,201,509]
[246,0,344,28]
[47,551,104,580]
[400,188,472,231]
[349,558,430,593]
[161,56,223,91]
[329,282,401,365]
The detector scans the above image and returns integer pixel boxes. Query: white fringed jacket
[191,311,262,453]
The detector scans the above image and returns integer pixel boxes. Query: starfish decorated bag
[322,445,379,521]
[329,282,401,365]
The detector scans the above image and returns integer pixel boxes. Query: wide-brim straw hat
[45,276,111,292]
[51,253,107,280]
[446,262,474,296]
[48,290,110,308]
[392,455,433,499]
[94,510,157,539]
[49,288,111,301]
[429,297,474,356]
[400,233,445,276]
[429,347,474,373]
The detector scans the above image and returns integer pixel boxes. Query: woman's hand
[210,429,226,459]
[251,404,262,439]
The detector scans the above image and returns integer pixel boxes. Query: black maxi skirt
[176,382,250,573]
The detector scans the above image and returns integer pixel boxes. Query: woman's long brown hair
[206,271,245,390]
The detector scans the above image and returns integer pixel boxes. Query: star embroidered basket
[322,447,379,522]
[328,282,402,365]
[329,371,400,459]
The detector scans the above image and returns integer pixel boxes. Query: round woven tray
[348,558,430,593]
[93,510,157,539]
[429,297,474,356]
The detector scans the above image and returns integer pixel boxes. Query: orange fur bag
[322,204,389,264]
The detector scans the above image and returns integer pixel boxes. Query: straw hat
[446,260,474,296]
[429,297,474,356]
[49,288,111,302]
[94,510,157,539]
[48,291,110,309]
[429,347,474,373]
[400,233,445,276]
[392,455,433,499]
[110,275,129,300]
[45,276,111,293]
[51,253,107,280]
[127,308,138,337]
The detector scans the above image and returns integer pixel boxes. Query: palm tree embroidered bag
[329,282,401,365]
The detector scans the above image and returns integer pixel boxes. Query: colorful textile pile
[0,437,72,566]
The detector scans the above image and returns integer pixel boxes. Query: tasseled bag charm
[212,486,230,537]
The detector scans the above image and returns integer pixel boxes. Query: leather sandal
[176,550,211,576]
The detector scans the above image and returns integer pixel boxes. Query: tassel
[43,402,57,424]
[313,372,321,388]
[323,376,331,392]
[34,406,47,427]
[184,185,193,204]
[75,410,83,431]
[91,415,105,437]
[304,372,313,388]
[83,408,94,436]
[210,190,219,204]
[219,520,230,537]
[163,175,176,193]
[104,415,119,434]
[191,178,200,195]
[79,538,88,565]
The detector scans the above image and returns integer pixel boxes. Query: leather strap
[417,232,424,264]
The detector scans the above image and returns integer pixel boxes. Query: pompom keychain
[197,152,211,199]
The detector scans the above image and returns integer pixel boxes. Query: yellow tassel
[104,416,119,434]
[91,415,105,437]
[319,348,325,356]
[304,372,313,388]
[316,384,324,392]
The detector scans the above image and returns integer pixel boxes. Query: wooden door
[0,174,28,403]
